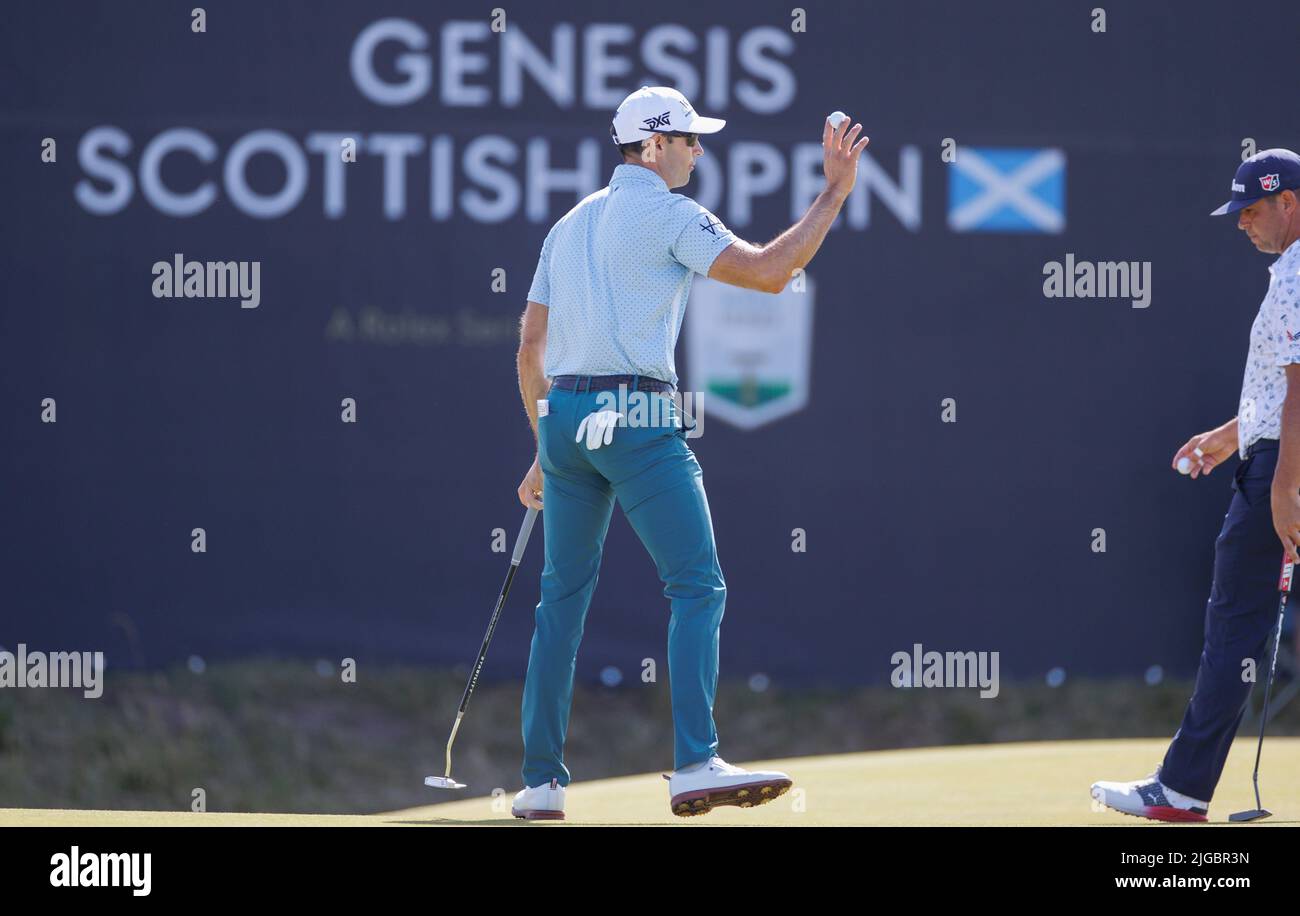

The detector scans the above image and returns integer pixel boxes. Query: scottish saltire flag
[948,147,1066,233]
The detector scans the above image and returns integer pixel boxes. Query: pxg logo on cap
[1211,148,1300,216]
[609,86,726,146]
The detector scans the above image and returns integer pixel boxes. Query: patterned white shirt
[527,163,737,388]
[1238,238,1300,457]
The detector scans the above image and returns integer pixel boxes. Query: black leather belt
[1246,438,1279,459]
[551,374,674,394]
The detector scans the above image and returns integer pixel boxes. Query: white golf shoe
[1090,768,1208,823]
[511,777,565,821]
[664,756,792,817]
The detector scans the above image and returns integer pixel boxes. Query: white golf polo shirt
[526,163,737,389]
[1237,238,1300,458]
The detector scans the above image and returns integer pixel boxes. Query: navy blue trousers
[1160,440,1286,802]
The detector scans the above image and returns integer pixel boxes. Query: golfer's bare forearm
[1276,393,1300,492]
[517,345,548,444]
[763,187,850,281]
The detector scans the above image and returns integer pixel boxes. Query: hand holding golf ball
[1177,447,1205,476]
[823,111,870,196]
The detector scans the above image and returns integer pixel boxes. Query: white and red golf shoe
[511,778,565,821]
[1090,768,1208,822]
[665,756,792,817]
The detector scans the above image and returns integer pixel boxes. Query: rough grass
[1,659,1297,814]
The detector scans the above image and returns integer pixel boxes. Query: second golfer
[1092,149,1300,821]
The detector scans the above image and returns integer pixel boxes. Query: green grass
[1,659,1297,814]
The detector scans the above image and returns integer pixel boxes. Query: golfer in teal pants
[523,378,719,787]
[511,86,864,817]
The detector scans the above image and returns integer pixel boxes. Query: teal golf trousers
[521,376,725,788]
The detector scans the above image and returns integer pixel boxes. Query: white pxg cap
[610,86,726,145]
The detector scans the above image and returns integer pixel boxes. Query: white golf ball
[1177,457,1192,475]
[827,111,848,129]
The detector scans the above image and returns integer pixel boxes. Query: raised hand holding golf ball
[823,112,870,198]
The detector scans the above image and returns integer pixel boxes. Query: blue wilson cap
[1211,148,1300,216]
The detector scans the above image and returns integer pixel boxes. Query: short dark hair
[612,123,646,160]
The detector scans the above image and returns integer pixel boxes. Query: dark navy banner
[3,0,1298,685]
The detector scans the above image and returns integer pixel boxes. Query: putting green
[3,738,1297,826]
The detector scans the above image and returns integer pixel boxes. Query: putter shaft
[1229,553,1293,822]
[427,507,539,789]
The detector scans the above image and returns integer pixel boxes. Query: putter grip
[512,506,539,565]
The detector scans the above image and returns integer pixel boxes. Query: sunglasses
[663,131,700,147]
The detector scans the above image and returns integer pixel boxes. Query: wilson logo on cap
[1210,148,1300,216]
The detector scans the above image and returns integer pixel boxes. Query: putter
[425,505,540,790]
[1228,552,1294,823]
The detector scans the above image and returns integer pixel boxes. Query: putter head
[424,775,467,790]
[1228,808,1271,822]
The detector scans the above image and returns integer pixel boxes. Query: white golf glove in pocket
[575,410,624,450]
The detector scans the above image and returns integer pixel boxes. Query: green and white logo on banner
[685,276,813,430]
